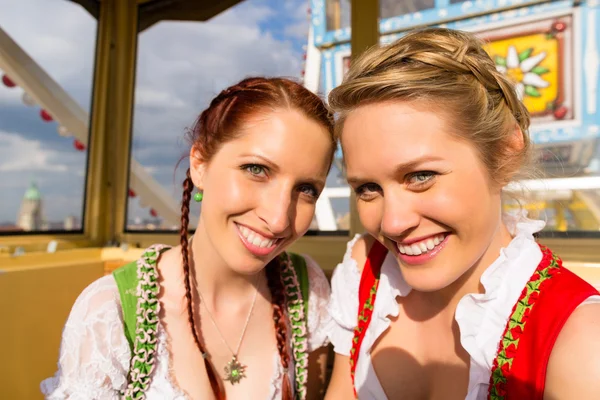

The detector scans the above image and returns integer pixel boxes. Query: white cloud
[214,3,276,25]
[0,130,86,222]
[130,2,305,150]
[284,20,310,39]
[283,1,311,39]
[135,87,187,109]
[0,0,97,107]
[0,130,69,172]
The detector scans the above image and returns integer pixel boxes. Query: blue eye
[355,183,381,200]
[298,184,319,199]
[356,183,380,194]
[407,171,436,186]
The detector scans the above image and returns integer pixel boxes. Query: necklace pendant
[224,356,246,385]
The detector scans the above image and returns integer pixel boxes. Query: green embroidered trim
[123,244,168,400]
[488,246,560,400]
[280,253,309,400]
[121,248,308,399]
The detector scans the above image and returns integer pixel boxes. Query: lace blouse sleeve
[326,234,363,356]
[302,254,332,352]
[40,275,131,399]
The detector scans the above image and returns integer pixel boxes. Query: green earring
[194,192,203,202]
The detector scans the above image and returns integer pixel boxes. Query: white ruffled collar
[373,213,545,399]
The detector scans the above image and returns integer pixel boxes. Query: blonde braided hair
[329,28,533,186]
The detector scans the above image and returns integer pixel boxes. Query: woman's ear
[189,146,207,189]
[498,122,526,189]
[509,122,525,152]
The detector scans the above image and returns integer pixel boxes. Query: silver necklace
[197,276,260,385]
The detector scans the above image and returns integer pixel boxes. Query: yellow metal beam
[553,200,568,231]
[569,191,600,231]
[87,0,139,245]
[350,0,379,58]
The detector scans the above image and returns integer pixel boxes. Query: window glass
[0,0,96,233]
[380,0,435,19]
[326,0,350,31]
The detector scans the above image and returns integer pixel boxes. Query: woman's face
[341,101,506,292]
[191,108,332,274]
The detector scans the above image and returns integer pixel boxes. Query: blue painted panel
[311,0,576,47]
[319,1,600,145]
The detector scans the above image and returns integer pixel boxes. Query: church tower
[16,181,45,231]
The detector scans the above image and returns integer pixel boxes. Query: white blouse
[41,253,331,400]
[327,214,600,400]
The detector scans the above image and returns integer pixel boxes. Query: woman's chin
[399,265,462,293]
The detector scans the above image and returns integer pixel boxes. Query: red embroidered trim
[350,278,380,397]
[488,245,561,400]
[348,240,387,398]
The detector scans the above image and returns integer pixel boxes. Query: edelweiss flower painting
[481,17,572,121]
[494,45,550,100]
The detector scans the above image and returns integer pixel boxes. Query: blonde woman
[324,28,600,400]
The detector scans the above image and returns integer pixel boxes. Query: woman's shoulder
[71,274,122,318]
[544,300,600,397]
[298,253,328,287]
[40,274,131,398]
[287,253,330,308]
[331,233,375,284]
[350,233,377,273]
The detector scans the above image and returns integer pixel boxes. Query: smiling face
[190,108,332,274]
[342,101,511,292]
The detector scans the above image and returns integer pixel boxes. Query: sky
[0,0,349,228]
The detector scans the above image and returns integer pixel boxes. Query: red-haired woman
[42,77,336,400]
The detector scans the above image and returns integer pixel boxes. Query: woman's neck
[188,224,267,313]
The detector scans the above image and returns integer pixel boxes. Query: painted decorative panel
[480,15,574,122]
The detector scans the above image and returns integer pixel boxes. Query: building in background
[16,180,45,231]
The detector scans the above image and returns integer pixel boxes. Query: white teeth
[259,238,276,248]
[238,224,277,248]
[397,234,447,256]
[410,244,422,255]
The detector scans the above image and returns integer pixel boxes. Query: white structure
[17,181,45,231]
